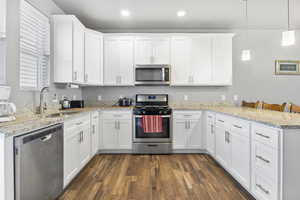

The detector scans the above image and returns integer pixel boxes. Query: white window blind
[20,0,50,90]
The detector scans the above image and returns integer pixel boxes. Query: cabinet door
[188,120,202,149]
[230,132,250,189]
[135,39,153,64]
[152,38,170,64]
[171,38,190,85]
[73,19,85,83]
[215,126,231,170]
[79,127,91,168]
[64,131,80,187]
[190,36,212,84]
[102,120,118,149]
[104,37,134,86]
[0,0,6,38]
[212,35,233,85]
[91,116,99,156]
[206,123,215,156]
[118,38,134,85]
[85,30,103,85]
[173,119,188,149]
[118,119,132,149]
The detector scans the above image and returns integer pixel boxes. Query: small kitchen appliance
[118,97,133,107]
[70,100,85,109]
[135,65,170,86]
[0,86,17,122]
[133,94,172,154]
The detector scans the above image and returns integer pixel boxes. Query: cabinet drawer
[252,141,278,181]
[252,170,278,200]
[215,114,230,128]
[252,124,279,149]
[64,114,90,130]
[173,111,202,120]
[230,118,250,137]
[102,111,132,120]
[91,111,99,120]
[206,112,215,124]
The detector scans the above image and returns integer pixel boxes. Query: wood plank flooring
[58,154,255,200]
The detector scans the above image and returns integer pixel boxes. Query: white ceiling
[52,0,300,30]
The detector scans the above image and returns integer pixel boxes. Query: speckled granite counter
[0,106,133,137]
[2,104,300,137]
[171,104,300,129]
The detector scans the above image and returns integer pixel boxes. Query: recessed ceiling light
[121,10,131,17]
[177,10,186,17]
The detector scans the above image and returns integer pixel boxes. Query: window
[19,0,50,90]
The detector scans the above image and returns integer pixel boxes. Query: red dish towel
[142,115,163,133]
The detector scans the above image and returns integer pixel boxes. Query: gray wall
[5,0,82,113]
[82,29,300,105]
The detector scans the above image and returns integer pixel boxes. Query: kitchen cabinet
[103,36,134,86]
[53,15,85,84]
[63,114,91,188]
[85,29,103,85]
[212,34,233,85]
[135,37,170,65]
[171,34,233,86]
[206,112,215,156]
[215,125,231,170]
[91,112,100,156]
[173,111,202,149]
[102,111,132,149]
[0,0,6,38]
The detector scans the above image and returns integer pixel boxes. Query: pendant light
[282,0,295,46]
[241,0,251,61]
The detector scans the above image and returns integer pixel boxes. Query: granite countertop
[171,104,300,129]
[1,104,300,138]
[0,106,133,137]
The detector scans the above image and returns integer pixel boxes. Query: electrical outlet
[52,93,58,103]
[184,95,188,101]
[72,95,77,100]
[221,95,226,101]
[97,95,102,101]
[233,95,239,101]
[119,95,124,98]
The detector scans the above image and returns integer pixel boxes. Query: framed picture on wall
[275,60,300,75]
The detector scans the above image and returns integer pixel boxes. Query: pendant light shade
[282,0,295,46]
[282,30,295,46]
[241,50,251,61]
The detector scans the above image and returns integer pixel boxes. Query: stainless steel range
[133,94,172,154]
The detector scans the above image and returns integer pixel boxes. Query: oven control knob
[142,111,146,114]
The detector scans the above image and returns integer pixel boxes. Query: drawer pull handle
[208,116,212,119]
[256,132,270,139]
[233,125,242,129]
[218,119,224,123]
[256,184,270,195]
[184,115,192,117]
[256,155,270,163]
[76,122,83,126]
[147,144,158,147]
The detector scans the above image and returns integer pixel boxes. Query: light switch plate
[221,95,226,101]
[233,95,239,101]
[97,95,102,101]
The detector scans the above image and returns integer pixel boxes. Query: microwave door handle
[162,68,165,81]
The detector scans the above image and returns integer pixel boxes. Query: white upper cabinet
[85,29,103,85]
[212,34,233,85]
[104,36,134,86]
[171,34,233,86]
[171,35,212,85]
[135,37,170,65]
[53,15,85,84]
[0,0,6,38]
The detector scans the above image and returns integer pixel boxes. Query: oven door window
[135,117,170,138]
[136,68,164,81]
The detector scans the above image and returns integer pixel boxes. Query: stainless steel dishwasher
[14,123,64,200]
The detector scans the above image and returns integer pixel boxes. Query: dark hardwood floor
[58,154,254,200]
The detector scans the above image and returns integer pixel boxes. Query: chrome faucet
[37,87,50,115]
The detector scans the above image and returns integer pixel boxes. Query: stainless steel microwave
[135,65,170,86]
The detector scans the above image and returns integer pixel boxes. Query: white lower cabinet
[63,114,92,188]
[173,111,202,149]
[206,112,215,156]
[215,125,231,170]
[102,111,132,150]
[91,112,100,156]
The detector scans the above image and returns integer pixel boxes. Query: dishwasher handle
[40,134,53,142]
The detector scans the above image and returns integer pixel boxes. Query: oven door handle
[135,115,171,118]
